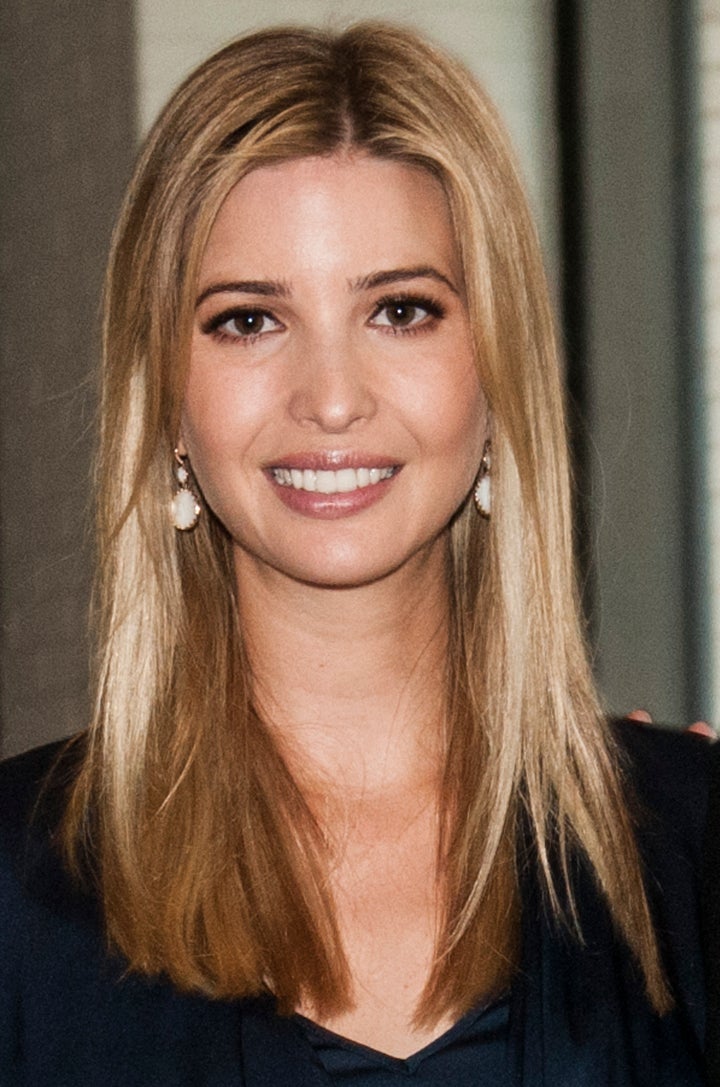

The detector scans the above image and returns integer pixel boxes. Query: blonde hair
[64,22,669,1020]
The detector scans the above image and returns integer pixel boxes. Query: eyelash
[369,292,446,333]
[201,307,281,345]
[200,292,447,345]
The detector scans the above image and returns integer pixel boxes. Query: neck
[234,545,451,795]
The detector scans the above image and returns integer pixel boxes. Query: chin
[272,536,445,591]
[279,557,399,591]
[232,523,448,591]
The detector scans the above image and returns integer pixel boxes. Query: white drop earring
[171,448,201,531]
[473,440,492,518]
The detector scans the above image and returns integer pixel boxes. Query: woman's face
[181,153,486,589]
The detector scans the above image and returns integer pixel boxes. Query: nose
[287,333,377,433]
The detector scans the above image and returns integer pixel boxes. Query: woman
[0,22,710,1085]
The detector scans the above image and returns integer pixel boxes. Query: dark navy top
[702,740,720,1083]
[0,724,711,1085]
[295,994,511,1083]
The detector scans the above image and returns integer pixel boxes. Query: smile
[270,466,398,494]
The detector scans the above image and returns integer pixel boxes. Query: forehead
[199,153,461,282]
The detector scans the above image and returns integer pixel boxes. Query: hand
[627,708,716,739]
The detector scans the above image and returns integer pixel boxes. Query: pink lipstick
[265,453,401,518]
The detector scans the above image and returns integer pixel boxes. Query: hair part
[64,21,670,1023]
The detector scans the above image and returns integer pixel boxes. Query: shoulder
[0,736,84,862]
[0,735,89,932]
[703,735,720,838]
[0,740,258,1083]
[0,737,80,815]
[612,718,712,853]
[610,718,710,930]
[703,742,720,1077]
[0,737,91,1071]
[611,720,711,1027]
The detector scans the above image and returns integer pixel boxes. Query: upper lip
[266,451,401,471]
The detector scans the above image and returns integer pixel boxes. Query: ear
[176,437,188,457]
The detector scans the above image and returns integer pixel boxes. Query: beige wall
[135,0,559,281]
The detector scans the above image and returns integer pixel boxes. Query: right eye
[202,308,284,342]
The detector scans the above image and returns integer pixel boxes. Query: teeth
[272,466,395,493]
[303,469,316,491]
[316,470,335,494]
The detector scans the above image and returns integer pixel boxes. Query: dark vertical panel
[0,3,137,755]
[670,1,712,722]
[554,0,594,619]
[558,0,709,723]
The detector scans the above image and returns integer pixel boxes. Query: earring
[473,440,492,518]
[171,448,201,531]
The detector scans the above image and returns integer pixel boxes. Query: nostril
[288,368,377,431]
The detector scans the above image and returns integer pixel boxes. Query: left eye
[205,308,284,340]
[370,298,441,330]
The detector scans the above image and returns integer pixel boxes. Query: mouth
[269,465,400,494]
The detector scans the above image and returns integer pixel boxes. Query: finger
[626,709,653,723]
[687,721,716,739]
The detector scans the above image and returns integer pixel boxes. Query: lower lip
[266,470,399,519]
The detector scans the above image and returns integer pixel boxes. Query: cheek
[438,401,487,500]
[179,370,252,507]
[180,360,272,462]
[181,392,229,475]
[413,361,487,470]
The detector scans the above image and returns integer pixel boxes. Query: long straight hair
[63,22,669,1020]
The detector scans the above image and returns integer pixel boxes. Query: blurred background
[0,0,717,756]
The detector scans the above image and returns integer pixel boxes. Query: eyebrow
[195,279,291,307]
[350,266,460,296]
[195,264,460,309]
